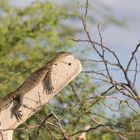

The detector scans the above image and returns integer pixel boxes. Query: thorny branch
[69,0,140,139]
[72,0,140,105]
[51,112,71,140]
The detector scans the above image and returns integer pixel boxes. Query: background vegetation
[0,0,140,140]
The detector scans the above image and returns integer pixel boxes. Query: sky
[9,0,140,53]
[100,0,140,49]
[8,0,140,49]
[94,0,140,91]
[8,0,140,91]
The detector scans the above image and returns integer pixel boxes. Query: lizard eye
[68,63,71,66]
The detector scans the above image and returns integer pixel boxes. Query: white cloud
[9,0,35,8]
[99,0,140,18]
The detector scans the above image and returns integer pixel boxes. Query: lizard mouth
[57,60,71,66]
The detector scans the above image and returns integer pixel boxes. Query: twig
[51,111,70,140]
[126,43,140,73]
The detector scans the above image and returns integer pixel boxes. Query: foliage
[0,0,74,96]
[1,0,137,140]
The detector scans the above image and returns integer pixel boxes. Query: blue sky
[9,0,140,91]
[9,0,140,50]
[99,0,140,91]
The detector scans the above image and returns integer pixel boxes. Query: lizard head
[49,52,75,67]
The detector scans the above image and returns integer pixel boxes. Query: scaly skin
[0,52,70,121]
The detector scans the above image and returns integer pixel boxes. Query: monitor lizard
[0,52,71,121]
